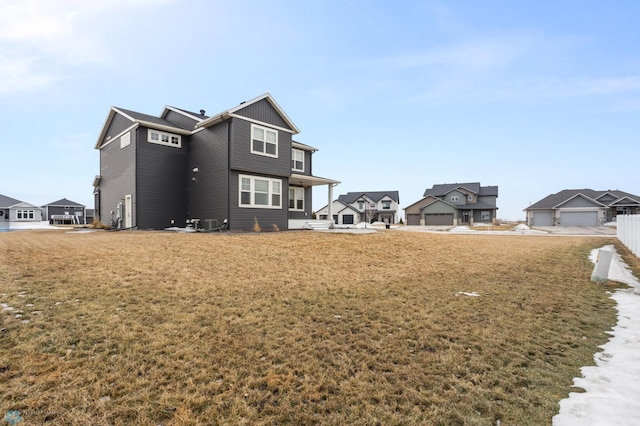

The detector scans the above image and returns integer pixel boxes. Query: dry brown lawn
[0,229,630,425]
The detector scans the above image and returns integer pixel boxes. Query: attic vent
[200,109,205,115]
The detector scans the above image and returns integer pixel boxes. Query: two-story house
[404,183,499,226]
[94,93,340,231]
[315,191,400,225]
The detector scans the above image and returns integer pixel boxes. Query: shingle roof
[43,198,85,207]
[0,194,22,208]
[526,189,640,210]
[115,107,192,130]
[337,191,400,204]
[423,183,498,197]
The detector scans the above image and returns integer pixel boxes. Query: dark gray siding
[235,99,291,130]
[188,123,230,224]
[45,205,85,222]
[135,127,189,229]
[229,119,291,177]
[164,110,198,131]
[228,170,288,231]
[472,210,494,222]
[98,128,136,227]
[104,114,135,142]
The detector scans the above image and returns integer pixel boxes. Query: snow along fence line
[617,214,640,257]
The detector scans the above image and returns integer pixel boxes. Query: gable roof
[43,198,85,207]
[526,189,640,210]
[423,183,499,197]
[195,93,300,134]
[0,194,22,209]
[95,106,193,149]
[553,193,606,209]
[161,106,209,122]
[337,191,400,204]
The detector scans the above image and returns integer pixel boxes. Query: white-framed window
[450,195,460,203]
[148,129,181,148]
[292,149,304,171]
[480,211,491,220]
[468,195,474,201]
[17,210,35,220]
[251,124,278,157]
[120,131,131,149]
[358,200,364,210]
[289,187,304,210]
[239,175,282,208]
[382,200,391,210]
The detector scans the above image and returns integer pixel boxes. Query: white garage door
[532,211,553,226]
[560,211,598,226]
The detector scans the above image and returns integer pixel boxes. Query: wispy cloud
[0,0,176,95]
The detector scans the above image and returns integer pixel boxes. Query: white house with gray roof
[525,189,640,226]
[404,183,499,226]
[0,194,44,230]
[315,191,400,225]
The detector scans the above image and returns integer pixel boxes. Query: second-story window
[450,195,460,203]
[358,200,364,210]
[148,129,181,148]
[251,124,278,158]
[292,149,304,172]
[382,200,391,210]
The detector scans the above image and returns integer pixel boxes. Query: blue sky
[1,0,639,221]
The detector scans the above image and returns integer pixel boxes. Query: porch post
[327,184,334,223]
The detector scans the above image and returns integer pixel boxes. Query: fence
[617,214,640,257]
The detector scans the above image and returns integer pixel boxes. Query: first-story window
[239,175,282,208]
[480,211,491,221]
[17,210,35,219]
[289,187,304,210]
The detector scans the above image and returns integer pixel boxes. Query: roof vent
[200,109,205,115]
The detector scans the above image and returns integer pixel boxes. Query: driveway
[395,225,617,236]
[531,226,616,236]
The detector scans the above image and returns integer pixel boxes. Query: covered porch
[288,173,340,230]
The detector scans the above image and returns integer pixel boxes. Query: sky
[1,0,639,221]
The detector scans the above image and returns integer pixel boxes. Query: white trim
[162,105,205,122]
[232,114,295,134]
[239,174,282,209]
[292,148,304,172]
[97,123,139,149]
[148,129,182,148]
[288,187,305,211]
[120,131,131,149]
[250,124,278,158]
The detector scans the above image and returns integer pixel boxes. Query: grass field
[0,229,632,425]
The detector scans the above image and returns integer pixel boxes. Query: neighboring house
[0,194,44,229]
[94,93,340,231]
[315,191,400,225]
[42,198,87,225]
[404,183,499,226]
[525,189,640,226]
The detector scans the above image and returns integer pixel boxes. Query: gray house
[404,183,499,226]
[0,194,44,229]
[315,191,400,225]
[525,189,640,226]
[94,93,339,231]
[42,198,87,225]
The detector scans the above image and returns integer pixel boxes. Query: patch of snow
[455,291,480,297]
[553,245,640,425]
